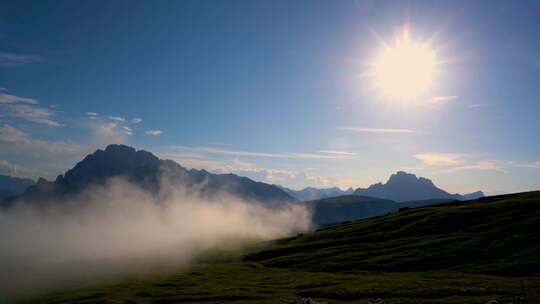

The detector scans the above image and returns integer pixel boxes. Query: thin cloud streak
[158,151,348,189]
[0,123,86,165]
[108,116,126,122]
[0,52,41,67]
[122,126,133,136]
[168,146,353,160]
[0,91,38,104]
[415,152,509,173]
[318,150,357,156]
[0,159,32,177]
[145,130,162,136]
[339,127,415,134]
[414,152,465,166]
[467,103,485,109]
[0,90,62,126]
[418,95,458,107]
[1,104,63,126]
[441,160,507,173]
[431,95,458,102]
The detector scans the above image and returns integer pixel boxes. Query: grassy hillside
[25,191,540,304]
[248,191,540,275]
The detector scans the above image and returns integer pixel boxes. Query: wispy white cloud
[145,130,162,136]
[1,104,63,126]
[236,167,336,189]
[0,159,32,178]
[169,146,353,160]
[91,122,127,144]
[157,151,341,189]
[158,145,358,188]
[122,126,133,136]
[442,160,507,173]
[414,152,465,166]
[415,152,507,173]
[0,124,85,162]
[318,150,357,156]
[0,52,41,68]
[108,116,126,122]
[131,118,142,124]
[435,95,458,101]
[339,127,415,134]
[0,91,38,104]
[0,90,62,126]
[0,124,27,142]
[418,95,458,107]
[507,161,540,169]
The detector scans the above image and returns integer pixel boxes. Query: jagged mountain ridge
[4,147,484,207]
[11,145,296,205]
[0,175,35,201]
[279,186,354,201]
[282,172,483,202]
[354,171,484,202]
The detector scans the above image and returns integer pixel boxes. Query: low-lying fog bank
[0,177,311,301]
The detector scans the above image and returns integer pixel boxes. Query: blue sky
[1,0,540,194]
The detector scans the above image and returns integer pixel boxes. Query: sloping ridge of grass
[246,191,540,276]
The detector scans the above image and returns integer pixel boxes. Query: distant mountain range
[279,186,354,201]
[282,171,483,202]
[0,175,34,201]
[354,171,484,202]
[309,195,457,225]
[2,146,485,219]
[5,145,295,206]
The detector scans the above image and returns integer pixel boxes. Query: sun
[371,27,438,100]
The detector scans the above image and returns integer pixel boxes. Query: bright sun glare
[372,27,438,100]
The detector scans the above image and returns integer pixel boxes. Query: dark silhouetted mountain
[461,190,485,200]
[0,175,34,201]
[309,195,397,225]
[9,145,296,205]
[279,186,354,201]
[354,171,484,202]
[308,194,457,225]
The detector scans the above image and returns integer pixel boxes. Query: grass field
[26,263,540,304]
[24,191,540,304]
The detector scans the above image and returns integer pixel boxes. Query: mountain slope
[0,175,34,201]
[309,195,398,225]
[8,145,296,205]
[247,191,540,275]
[280,186,354,201]
[354,171,484,202]
[308,195,457,225]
